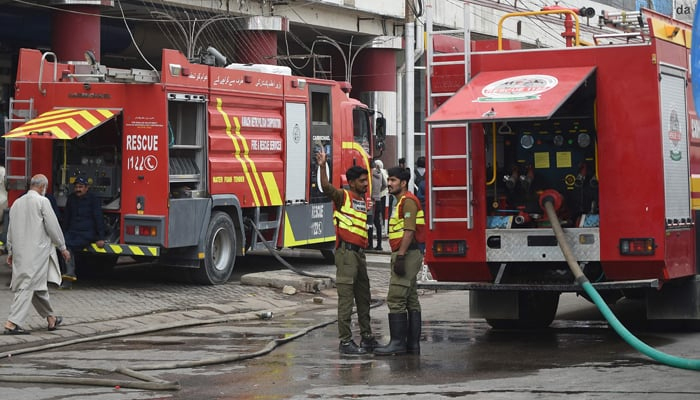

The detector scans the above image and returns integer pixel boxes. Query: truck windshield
[353,108,371,154]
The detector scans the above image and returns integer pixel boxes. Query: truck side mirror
[375,116,386,142]
[375,116,386,155]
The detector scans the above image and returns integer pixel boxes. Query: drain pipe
[540,192,700,370]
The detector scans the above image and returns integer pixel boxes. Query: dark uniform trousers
[334,244,372,342]
[386,248,423,314]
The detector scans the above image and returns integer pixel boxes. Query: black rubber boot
[360,336,379,351]
[374,313,408,356]
[339,340,367,355]
[406,311,422,354]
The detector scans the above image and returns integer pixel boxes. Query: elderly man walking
[3,174,71,334]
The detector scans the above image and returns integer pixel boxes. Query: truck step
[417,279,660,292]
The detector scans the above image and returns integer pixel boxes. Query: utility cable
[543,198,700,371]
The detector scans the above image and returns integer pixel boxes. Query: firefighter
[315,149,378,355]
[59,176,106,289]
[374,166,425,356]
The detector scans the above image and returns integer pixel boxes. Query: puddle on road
[0,313,681,399]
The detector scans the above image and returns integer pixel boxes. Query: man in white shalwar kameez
[4,174,71,334]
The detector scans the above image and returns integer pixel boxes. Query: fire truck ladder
[593,10,649,45]
[425,3,473,229]
[4,97,35,190]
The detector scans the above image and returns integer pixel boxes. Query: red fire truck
[3,48,384,284]
[422,8,700,328]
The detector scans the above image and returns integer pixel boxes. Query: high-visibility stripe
[262,172,282,205]
[389,194,425,249]
[233,116,269,206]
[216,98,261,205]
[334,190,369,244]
[283,212,335,246]
[85,243,159,257]
[342,141,371,176]
[342,141,372,197]
[4,108,116,139]
[691,175,700,210]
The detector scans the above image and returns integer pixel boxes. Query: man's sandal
[4,325,30,335]
[48,316,63,331]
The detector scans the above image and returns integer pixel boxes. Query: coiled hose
[543,199,700,370]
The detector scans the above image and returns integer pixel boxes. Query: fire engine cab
[422,7,700,328]
[3,48,384,285]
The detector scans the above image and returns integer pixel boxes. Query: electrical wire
[407,0,424,18]
[116,0,160,76]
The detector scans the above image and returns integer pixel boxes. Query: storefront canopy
[3,108,118,140]
[426,66,596,124]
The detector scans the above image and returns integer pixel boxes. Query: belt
[339,241,364,253]
[407,243,421,251]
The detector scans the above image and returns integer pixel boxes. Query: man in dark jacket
[59,176,106,289]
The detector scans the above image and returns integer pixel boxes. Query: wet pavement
[0,247,392,352]
[2,243,700,399]
[3,288,700,400]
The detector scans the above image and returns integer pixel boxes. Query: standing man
[4,174,70,334]
[316,149,377,355]
[374,166,425,355]
[370,160,387,251]
[387,157,408,230]
[60,176,106,289]
[414,156,426,209]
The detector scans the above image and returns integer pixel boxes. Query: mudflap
[647,275,700,320]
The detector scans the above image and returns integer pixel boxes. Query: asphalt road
[2,274,700,399]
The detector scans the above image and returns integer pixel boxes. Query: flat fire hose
[542,199,700,371]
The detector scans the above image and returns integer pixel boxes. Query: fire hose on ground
[0,222,380,390]
[541,192,700,371]
[244,217,337,285]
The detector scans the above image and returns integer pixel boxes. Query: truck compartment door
[659,65,691,227]
[284,102,307,202]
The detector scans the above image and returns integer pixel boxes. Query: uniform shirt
[321,180,368,248]
[63,191,105,248]
[401,195,419,232]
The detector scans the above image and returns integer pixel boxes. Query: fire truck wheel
[321,249,335,264]
[192,211,237,285]
[80,254,119,277]
[486,292,560,330]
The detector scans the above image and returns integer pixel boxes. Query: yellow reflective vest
[333,189,369,248]
[388,192,425,252]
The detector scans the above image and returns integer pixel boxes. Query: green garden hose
[543,199,700,371]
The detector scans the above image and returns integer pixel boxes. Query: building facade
[0,0,675,166]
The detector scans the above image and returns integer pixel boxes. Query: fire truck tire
[486,292,560,330]
[192,211,237,285]
[321,249,335,264]
[80,254,119,277]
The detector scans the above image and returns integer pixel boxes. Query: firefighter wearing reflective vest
[374,166,425,356]
[315,149,378,355]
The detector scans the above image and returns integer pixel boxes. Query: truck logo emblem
[292,124,301,143]
[478,74,558,102]
[668,110,682,161]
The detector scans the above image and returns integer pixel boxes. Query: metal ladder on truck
[425,3,472,230]
[3,97,34,191]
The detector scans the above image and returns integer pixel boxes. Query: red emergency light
[432,240,467,257]
[125,224,158,237]
[619,238,655,256]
